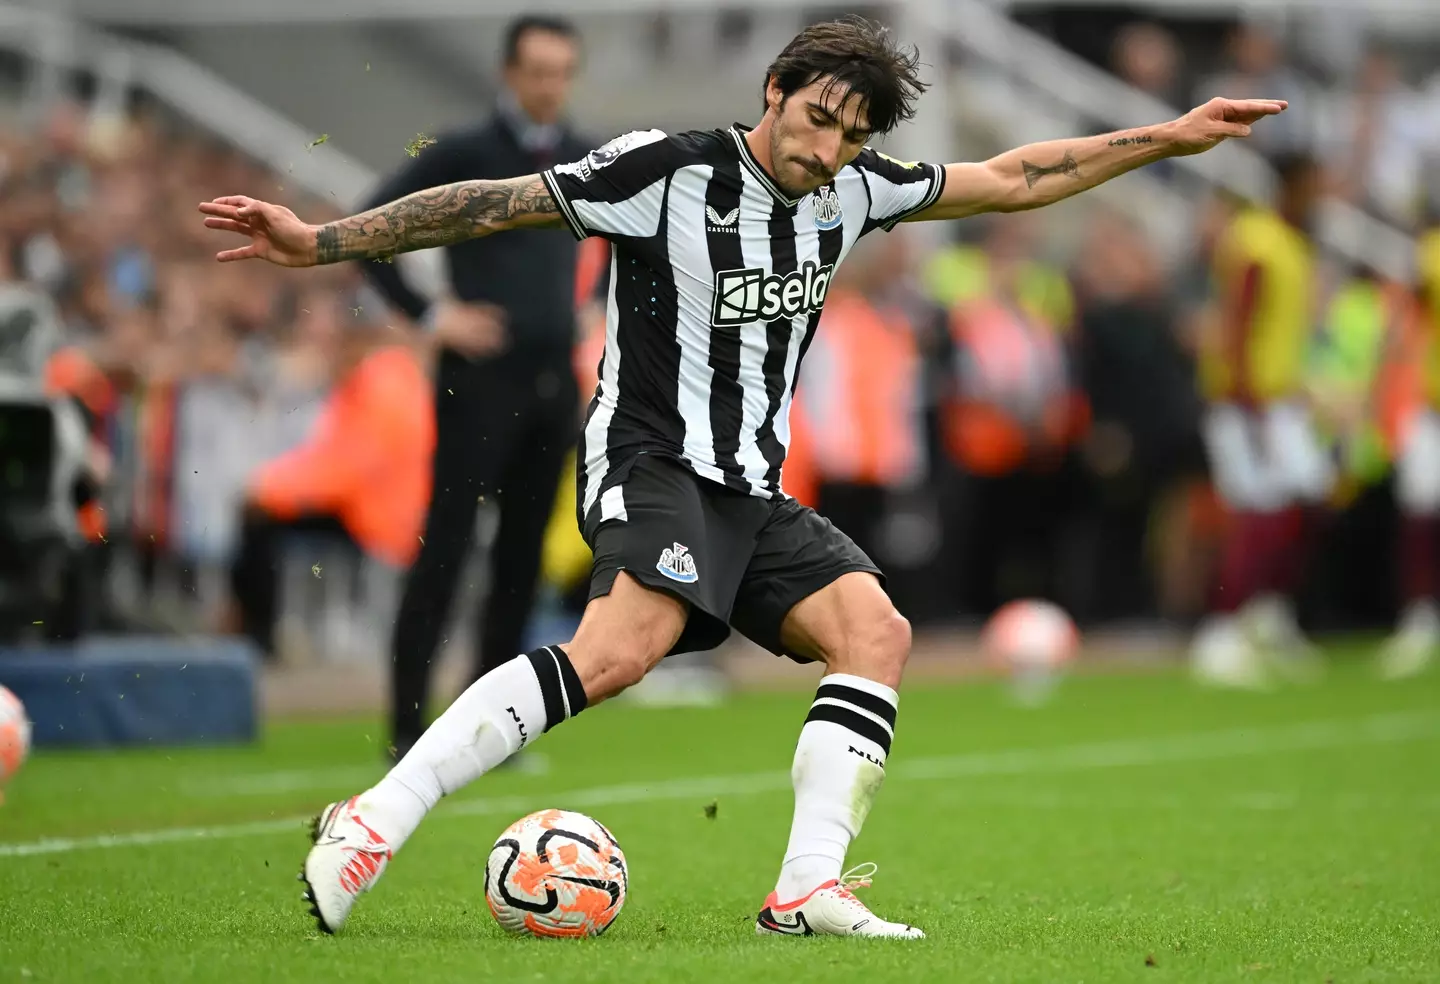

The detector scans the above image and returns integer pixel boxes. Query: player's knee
[594,651,652,699]
[565,614,667,701]
[876,610,913,665]
[563,573,687,702]
[845,609,911,688]
[564,638,652,702]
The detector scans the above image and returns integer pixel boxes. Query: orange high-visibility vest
[791,287,922,489]
[251,346,434,567]
[43,346,117,542]
[130,381,178,549]
[44,347,116,424]
[1374,279,1424,454]
[571,240,611,400]
[942,297,1082,476]
[574,237,610,309]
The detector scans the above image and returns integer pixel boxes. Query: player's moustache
[796,158,833,180]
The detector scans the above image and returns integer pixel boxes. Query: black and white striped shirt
[542,123,945,524]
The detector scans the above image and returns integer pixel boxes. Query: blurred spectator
[0,96,369,639]
[230,295,433,659]
[1111,21,1184,106]
[929,216,1088,616]
[32,299,137,639]
[1196,22,1314,158]
[923,214,1073,329]
[1381,220,1440,678]
[1069,209,1202,622]
[1173,194,1240,358]
[1304,267,1406,493]
[787,229,931,570]
[1192,154,1328,686]
[4,23,1436,658]
[1329,46,1440,227]
[1298,265,1410,634]
[1106,21,1185,186]
[359,15,591,757]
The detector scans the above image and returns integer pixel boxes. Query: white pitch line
[1,709,1435,859]
[181,765,386,798]
[0,817,305,857]
[896,708,1440,780]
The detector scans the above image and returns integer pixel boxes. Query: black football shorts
[581,453,883,662]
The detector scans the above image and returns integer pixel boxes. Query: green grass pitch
[1,653,1437,983]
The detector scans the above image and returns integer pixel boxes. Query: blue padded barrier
[0,636,259,748]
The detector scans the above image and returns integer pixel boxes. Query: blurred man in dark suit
[359,16,590,759]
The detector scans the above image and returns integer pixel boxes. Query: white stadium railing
[0,4,451,298]
[0,4,375,202]
[935,0,1417,281]
[44,0,1440,31]
[0,0,1420,281]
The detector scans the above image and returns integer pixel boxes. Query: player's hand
[432,300,509,358]
[1167,98,1288,157]
[199,196,318,266]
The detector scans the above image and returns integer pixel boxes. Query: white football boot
[1379,600,1440,681]
[1244,594,1323,683]
[755,863,924,939]
[1191,614,1270,690]
[300,796,393,934]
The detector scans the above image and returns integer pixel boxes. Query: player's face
[504,29,580,125]
[767,76,872,198]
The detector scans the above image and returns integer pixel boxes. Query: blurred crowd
[1102,17,1440,228]
[3,14,1440,668]
[0,98,417,643]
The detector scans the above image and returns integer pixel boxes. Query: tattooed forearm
[946,125,1170,217]
[1020,151,1081,190]
[313,175,560,264]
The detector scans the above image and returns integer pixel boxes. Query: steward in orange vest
[784,232,931,568]
[233,298,435,658]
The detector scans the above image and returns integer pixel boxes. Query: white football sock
[357,647,586,850]
[774,673,897,902]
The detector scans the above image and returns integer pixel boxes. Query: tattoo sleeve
[314,175,561,264]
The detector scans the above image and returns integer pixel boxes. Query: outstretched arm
[355,133,468,319]
[315,175,561,262]
[199,174,561,267]
[910,98,1287,222]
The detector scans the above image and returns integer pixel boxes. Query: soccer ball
[0,685,31,787]
[982,600,1078,703]
[982,599,1079,670]
[484,809,628,938]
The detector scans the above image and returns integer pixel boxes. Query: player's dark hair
[503,15,580,65]
[763,16,928,135]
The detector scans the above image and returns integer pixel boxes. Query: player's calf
[759,572,923,936]
[296,573,685,934]
[301,645,589,932]
[564,571,689,701]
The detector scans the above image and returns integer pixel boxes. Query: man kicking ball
[201,15,1285,939]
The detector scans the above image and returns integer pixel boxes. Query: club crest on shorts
[812,184,843,230]
[656,542,698,583]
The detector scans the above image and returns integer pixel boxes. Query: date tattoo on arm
[314,175,561,264]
